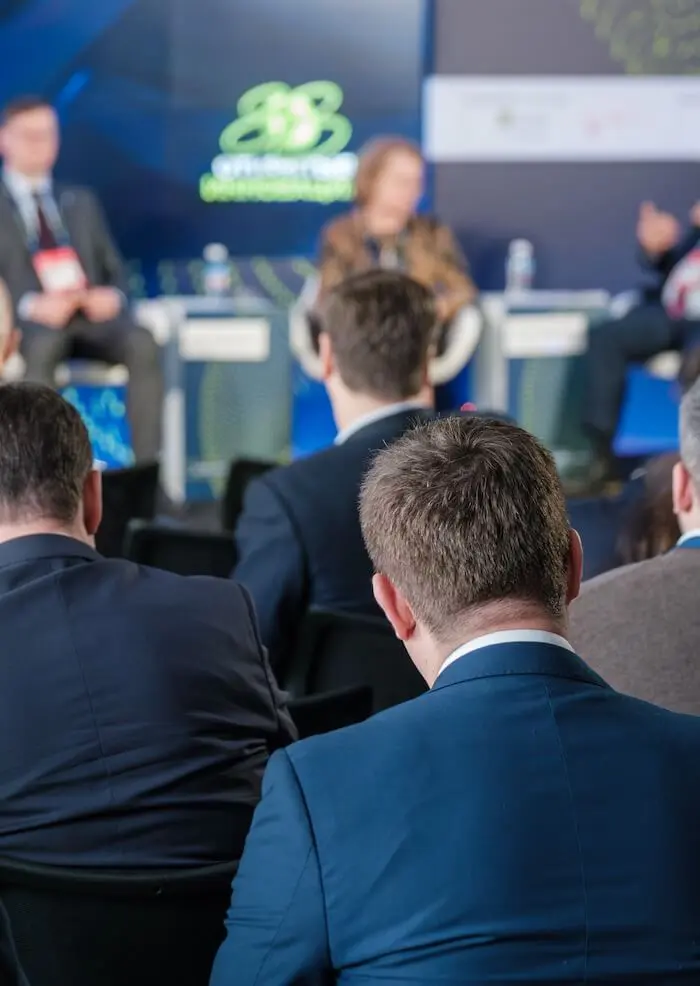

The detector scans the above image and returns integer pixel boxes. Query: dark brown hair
[321,269,435,401]
[360,415,571,636]
[0,383,93,524]
[2,96,53,125]
[617,453,681,565]
[354,136,423,208]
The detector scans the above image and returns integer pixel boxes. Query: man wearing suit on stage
[584,200,700,479]
[0,96,163,461]
[572,377,700,715]
[233,270,435,673]
[0,383,296,867]
[212,415,700,985]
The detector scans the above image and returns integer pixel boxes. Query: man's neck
[3,167,51,190]
[331,391,430,436]
[0,520,88,546]
[429,605,570,685]
[678,513,700,538]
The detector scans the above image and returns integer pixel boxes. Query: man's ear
[566,528,583,606]
[673,460,694,517]
[318,331,335,383]
[372,573,417,642]
[82,468,103,538]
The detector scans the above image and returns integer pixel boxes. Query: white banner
[424,76,700,162]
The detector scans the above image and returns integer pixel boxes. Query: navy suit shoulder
[234,408,434,673]
[213,641,700,985]
[0,535,295,868]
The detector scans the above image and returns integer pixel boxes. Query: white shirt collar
[437,629,575,680]
[677,529,700,547]
[3,168,51,198]
[334,400,429,445]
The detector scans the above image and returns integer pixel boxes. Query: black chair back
[96,462,159,558]
[124,522,237,577]
[285,609,427,714]
[289,685,373,739]
[0,858,236,986]
[222,458,275,532]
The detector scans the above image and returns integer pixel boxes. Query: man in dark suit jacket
[571,378,700,714]
[0,96,163,461]
[584,199,700,478]
[233,270,436,673]
[212,416,700,986]
[0,382,295,867]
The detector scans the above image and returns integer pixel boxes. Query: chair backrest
[96,462,160,558]
[0,857,236,986]
[285,609,427,714]
[124,522,237,577]
[221,458,276,532]
[289,685,373,739]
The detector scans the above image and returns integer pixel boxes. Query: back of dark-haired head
[2,95,52,125]
[321,270,435,401]
[617,453,680,566]
[0,383,92,524]
[360,415,571,637]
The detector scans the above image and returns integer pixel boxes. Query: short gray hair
[680,378,700,485]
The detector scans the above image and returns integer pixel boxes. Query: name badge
[32,247,87,293]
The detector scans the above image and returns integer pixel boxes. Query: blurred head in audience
[679,346,700,396]
[673,378,700,536]
[360,416,581,686]
[1,96,59,179]
[355,137,424,236]
[0,278,19,370]
[0,383,101,545]
[617,453,680,566]
[319,270,434,430]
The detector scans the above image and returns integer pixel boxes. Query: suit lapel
[0,182,32,253]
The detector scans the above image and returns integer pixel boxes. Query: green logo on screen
[200,81,357,204]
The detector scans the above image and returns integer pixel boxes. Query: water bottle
[505,239,535,294]
[202,243,231,297]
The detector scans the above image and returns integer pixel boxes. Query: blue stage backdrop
[428,0,700,292]
[0,0,427,268]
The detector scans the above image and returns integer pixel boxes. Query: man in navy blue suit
[212,415,700,985]
[0,382,295,867]
[233,270,435,674]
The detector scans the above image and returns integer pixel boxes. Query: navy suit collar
[0,534,99,570]
[341,407,434,448]
[432,641,609,692]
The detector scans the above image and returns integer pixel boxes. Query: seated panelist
[316,136,475,337]
[584,200,700,478]
[0,95,163,462]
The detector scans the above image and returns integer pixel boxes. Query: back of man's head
[674,377,700,532]
[360,416,578,681]
[320,270,435,402]
[0,383,96,534]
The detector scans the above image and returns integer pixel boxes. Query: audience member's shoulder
[286,687,433,774]
[126,558,252,608]
[579,549,691,598]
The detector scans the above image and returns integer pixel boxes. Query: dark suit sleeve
[209,750,331,986]
[238,583,297,751]
[233,477,307,675]
[85,191,130,296]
